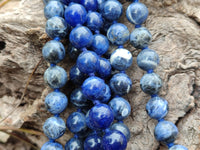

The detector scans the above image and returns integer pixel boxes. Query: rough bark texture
[0,0,200,149]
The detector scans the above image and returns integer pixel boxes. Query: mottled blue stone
[169,145,188,150]
[64,3,87,27]
[44,1,64,19]
[44,66,67,89]
[107,23,130,46]
[86,12,103,32]
[42,40,65,64]
[110,73,132,96]
[67,43,81,60]
[110,48,133,71]
[110,122,130,141]
[91,34,109,56]
[154,120,178,144]
[100,84,111,103]
[137,48,159,71]
[45,91,68,114]
[97,58,111,78]
[41,141,63,150]
[101,0,123,21]
[65,137,83,150]
[43,116,66,140]
[84,134,102,150]
[146,96,168,120]
[82,76,106,100]
[46,16,68,39]
[109,97,131,121]
[130,27,152,49]
[102,130,127,150]
[81,0,98,11]
[70,26,93,49]
[126,2,148,25]
[140,73,162,95]
[86,110,99,130]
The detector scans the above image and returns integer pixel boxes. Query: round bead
[109,97,131,121]
[81,0,98,11]
[82,76,106,100]
[41,141,63,150]
[70,26,93,49]
[64,3,87,27]
[84,134,102,150]
[169,145,188,150]
[45,91,68,114]
[86,12,103,32]
[137,48,159,71]
[146,96,168,120]
[126,2,148,25]
[42,40,65,64]
[102,130,127,150]
[43,116,66,140]
[110,122,130,141]
[110,48,133,71]
[101,0,123,21]
[110,73,132,96]
[65,137,83,150]
[140,73,162,95]
[154,120,178,144]
[67,43,81,60]
[130,27,152,49]
[44,66,67,89]
[44,1,64,19]
[46,16,68,39]
[107,23,130,45]
[97,58,111,78]
[100,84,111,103]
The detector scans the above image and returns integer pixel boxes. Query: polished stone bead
[81,0,98,11]
[154,120,178,144]
[109,97,131,121]
[137,48,159,71]
[43,116,66,140]
[110,122,130,141]
[102,130,127,150]
[42,40,65,64]
[45,91,68,114]
[70,26,93,49]
[97,58,111,78]
[44,66,67,89]
[169,145,188,150]
[146,96,168,120]
[107,23,130,46]
[86,110,99,130]
[101,0,123,21]
[64,3,87,27]
[77,51,99,74]
[84,134,102,150]
[110,48,133,71]
[46,16,68,39]
[67,43,81,60]
[130,27,152,49]
[140,73,162,95]
[86,12,103,32]
[44,1,64,19]
[65,137,83,150]
[110,73,132,96]
[82,76,106,100]
[126,2,148,25]
[41,141,63,150]
[100,84,111,103]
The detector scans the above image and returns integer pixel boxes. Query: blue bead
[102,130,127,150]
[44,1,64,19]
[110,73,132,96]
[43,116,66,140]
[137,48,159,71]
[101,0,123,21]
[70,26,93,49]
[126,2,148,25]
[67,43,81,60]
[169,145,188,150]
[154,120,178,144]
[84,134,102,150]
[130,27,152,49]
[86,110,99,130]
[64,3,87,27]
[99,84,111,103]
[46,16,68,39]
[70,65,88,85]
[107,23,130,45]
[80,0,98,11]
[109,97,131,121]
[42,40,65,64]
[110,48,133,71]
[86,12,103,32]
[45,91,68,114]
[110,122,130,141]
[146,96,168,120]
[65,137,83,150]
[87,104,114,129]
[44,66,67,89]
[82,76,106,100]
[140,73,162,95]
[97,58,111,78]
[41,141,63,150]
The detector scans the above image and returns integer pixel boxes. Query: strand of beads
[41,1,69,149]
[126,0,188,150]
